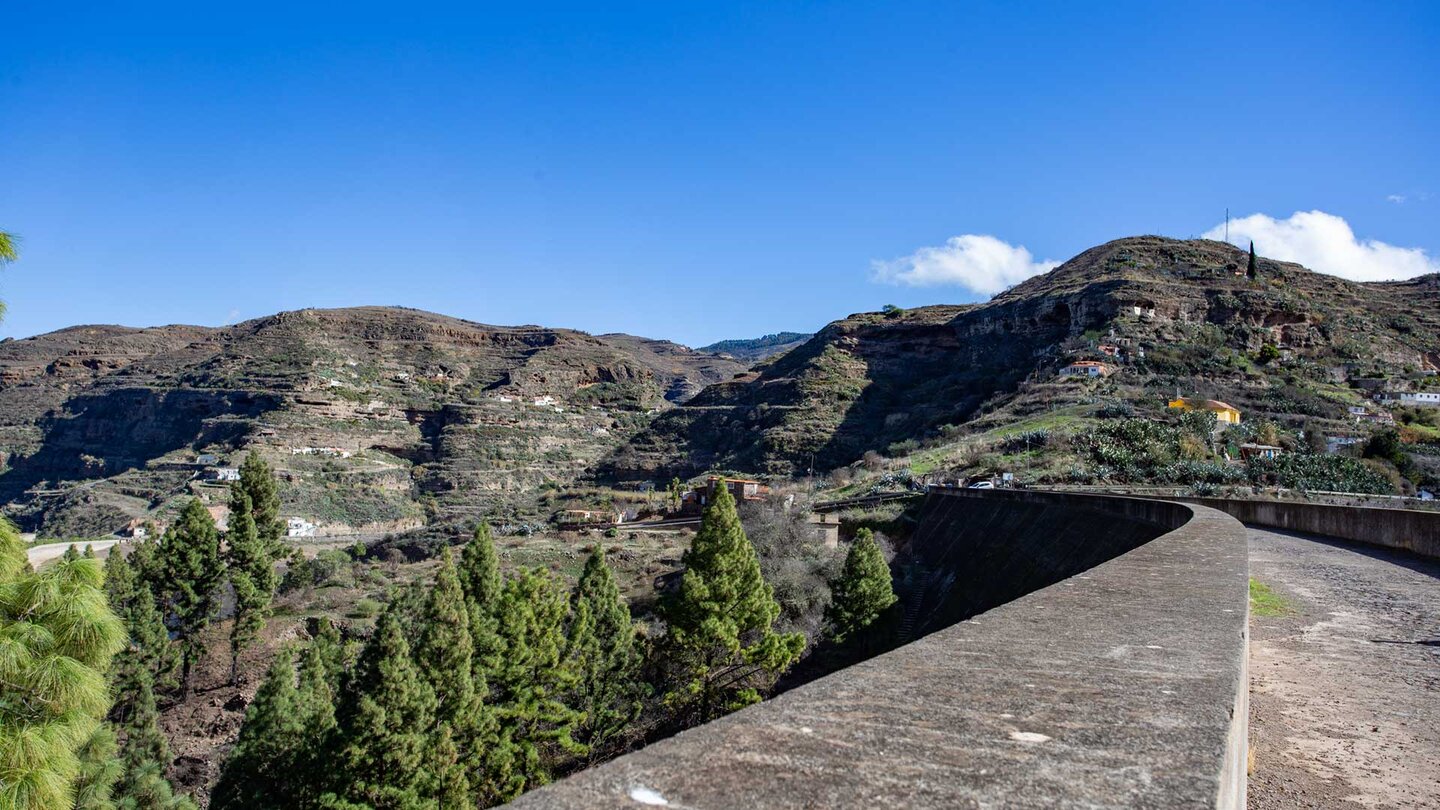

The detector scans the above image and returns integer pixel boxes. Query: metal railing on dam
[515,489,1251,809]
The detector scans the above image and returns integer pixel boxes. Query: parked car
[967,480,995,489]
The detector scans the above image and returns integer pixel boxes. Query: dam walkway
[1247,527,1440,809]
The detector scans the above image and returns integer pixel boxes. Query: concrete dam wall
[1184,496,1440,561]
[515,489,1251,809]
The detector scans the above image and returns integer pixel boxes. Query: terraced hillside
[602,237,1440,483]
[0,307,744,536]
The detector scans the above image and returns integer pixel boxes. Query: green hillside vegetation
[604,237,1440,496]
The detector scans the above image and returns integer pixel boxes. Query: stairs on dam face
[898,563,949,643]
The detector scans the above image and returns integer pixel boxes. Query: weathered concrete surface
[515,492,1250,809]
[1188,497,1440,562]
[1248,527,1440,809]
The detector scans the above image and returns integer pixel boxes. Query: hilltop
[602,237,1440,490]
[0,306,745,536]
[698,332,813,364]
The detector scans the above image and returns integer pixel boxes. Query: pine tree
[111,653,193,810]
[212,650,307,809]
[417,548,503,804]
[1,517,127,810]
[824,528,897,644]
[431,723,471,810]
[105,548,180,692]
[64,542,82,562]
[417,549,478,728]
[157,499,224,699]
[458,522,504,679]
[325,608,437,809]
[73,723,122,810]
[565,547,644,760]
[659,482,806,724]
[489,567,584,800]
[294,641,339,794]
[239,452,285,558]
[1247,240,1258,280]
[225,486,277,685]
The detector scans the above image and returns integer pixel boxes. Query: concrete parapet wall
[1185,496,1440,561]
[515,490,1251,809]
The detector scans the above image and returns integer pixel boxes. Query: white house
[1059,361,1113,378]
[203,467,241,482]
[1376,391,1440,408]
[286,517,317,538]
[196,453,219,465]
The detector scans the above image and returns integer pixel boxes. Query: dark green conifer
[105,549,180,689]
[1247,240,1258,280]
[489,567,584,799]
[565,547,644,760]
[63,543,82,562]
[432,723,471,810]
[660,482,805,723]
[157,499,224,699]
[212,650,307,809]
[111,657,193,810]
[824,528,897,644]
[325,608,437,808]
[224,487,277,685]
[238,452,284,557]
[459,522,504,678]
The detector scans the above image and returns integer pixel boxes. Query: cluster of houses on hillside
[1058,333,1147,380]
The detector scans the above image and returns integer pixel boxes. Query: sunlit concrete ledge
[515,490,1250,809]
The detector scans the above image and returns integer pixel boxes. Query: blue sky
[2,1,1437,346]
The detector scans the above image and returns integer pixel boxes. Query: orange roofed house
[1167,397,1241,425]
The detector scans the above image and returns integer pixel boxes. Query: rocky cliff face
[602,237,1440,479]
[0,307,744,535]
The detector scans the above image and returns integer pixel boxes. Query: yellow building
[1167,397,1241,425]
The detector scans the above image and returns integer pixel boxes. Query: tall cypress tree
[458,522,504,679]
[824,528,897,644]
[225,487,277,685]
[489,567,583,800]
[238,452,284,558]
[1247,240,1258,280]
[1,518,127,810]
[324,608,437,809]
[158,499,224,699]
[565,548,644,760]
[660,482,806,724]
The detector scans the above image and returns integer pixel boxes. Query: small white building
[1376,391,1440,408]
[286,517,317,538]
[203,467,241,482]
[196,453,219,465]
[532,395,558,407]
[1059,361,1113,378]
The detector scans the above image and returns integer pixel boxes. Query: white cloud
[1387,194,1407,204]
[1202,210,1439,282]
[871,234,1059,295]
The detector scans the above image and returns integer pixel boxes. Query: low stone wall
[1185,496,1440,561]
[514,490,1251,809]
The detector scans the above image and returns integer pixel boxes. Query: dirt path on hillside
[1248,528,1440,809]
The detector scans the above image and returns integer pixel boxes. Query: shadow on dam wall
[900,488,1182,640]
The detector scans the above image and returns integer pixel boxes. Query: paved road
[1248,527,1440,809]
[26,538,120,567]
